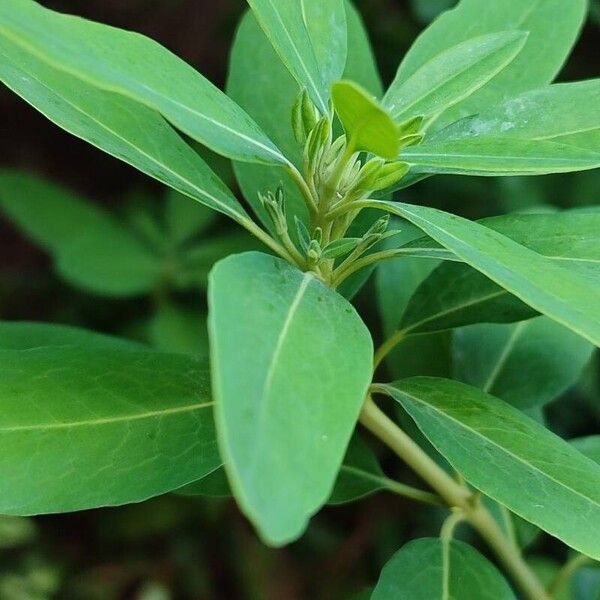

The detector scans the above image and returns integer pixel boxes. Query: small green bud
[366,214,390,237]
[307,239,322,266]
[305,116,330,172]
[260,188,287,237]
[313,226,323,245]
[291,92,306,144]
[399,133,423,149]
[292,89,321,144]
[371,161,410,191]
[295,216,311,252]
[355,158,385,190]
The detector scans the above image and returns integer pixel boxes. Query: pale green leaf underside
[384,31,527,122]
[453,317,594,409]
[372,538,516,599]
[0,345,219,515]
[392,0,587,128]
[380,378,600,559]
[363,201,600,347]
[246,0,329,114]
[402,137,600,176]
[436,80,600,153]
[0,39,250,226]
[0,0,284,164]
[209,252,372,545]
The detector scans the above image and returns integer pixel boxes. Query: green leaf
[378,378,600,559]
[392,0,588,128]
[328,434,386,505]
[0,321,146,351]
[384,31,527,122]
[362,201,600,347]
[372,538,516,599]
[403,137,600,177]
[0,39,250,225]
[246,0,329,114]
[229,4,381,232]
[0,0,284,164]
[176,467,231,498]
[453,317,594,409]
[437,80,600,152]
[332,80,399,159]
[571,436,600,465]
[208,252,372,545]
[300,0,348,87]
[0,345,220,514]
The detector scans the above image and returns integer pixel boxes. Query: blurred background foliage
[0,1,598,598]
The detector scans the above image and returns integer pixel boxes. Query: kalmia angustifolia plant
[0,0,599,598]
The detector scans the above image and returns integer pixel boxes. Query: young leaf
[371,538,516,600]
[0,0,284,164]
[0,345,220,515]
[245,0,329,114]
[453,317,594,409]
[208,252,372,545]
[0,40,250,225]
[332,80,399,159]
[328,434,386,505]
[362,201,600,347]
[378,378,600,559]
[384,31,527,122]
[403,137,600,176]
[392,0,587,127]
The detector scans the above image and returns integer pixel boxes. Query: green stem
[359,396,551,600]
[549,554,594,597]
[373,329,409,369]
[287,164,318,218]
[239,218,300,267]
[440,509,466,541]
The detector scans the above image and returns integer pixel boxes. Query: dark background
[0,1,599,598]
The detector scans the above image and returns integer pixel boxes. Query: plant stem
[359,396,551,600]
[373,329,408,369]
[240,218,300,267]
[287,164,318,218]
[549,554,594,597]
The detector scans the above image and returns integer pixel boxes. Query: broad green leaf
[371,537,516,600]
[333,80,399,159]
[384,31,527,122]
[0,346,220,514]
[147,303,209,356]
[300,0,348,87]
[246,0,328,113]
[0,321,145,352]
[329,434,386,505]
[0,0,284,164]
[176,467,231,498]
[400,262,538,335]
[571,436,600,465]
[0,39,250,225]
[362,201,600,347]
[453,317,594,409]
[208,252,372,545]
[378,378,600,559]
[436,80,600,152]
[392,0,588,127]
[403,137,600,177]
[229,3,382,232]
[165,190,217,247]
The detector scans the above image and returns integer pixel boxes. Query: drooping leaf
[371,538,516,600]
[0,345,220,514]
[384,31,527,122]
[332,80,400,159]
[361,201,600,347]
[436,80,600,152]
[229,3,382,233]
[378,378,600,559]
[0,0,284,164]
[391,0,588,127]
[0,39,250,225]
[402,137,600,177]
[208,252,372,545]
[246,0,329,113]
[329,434,386,505]
[453,317,594,409]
